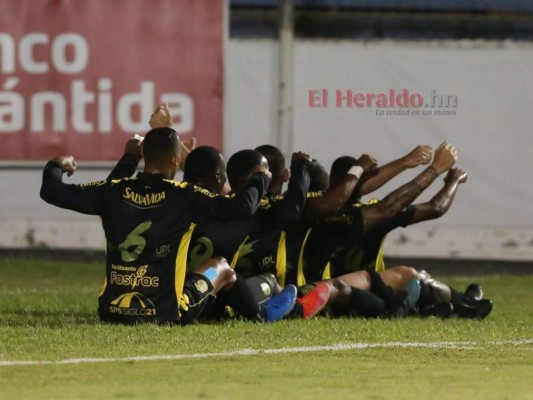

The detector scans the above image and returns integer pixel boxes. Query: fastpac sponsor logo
[110,265,159,289]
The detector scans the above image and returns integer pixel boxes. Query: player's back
[97,174,206,324]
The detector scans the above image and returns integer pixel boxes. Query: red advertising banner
[0,0,223,161]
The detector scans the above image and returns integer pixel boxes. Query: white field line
[0,339,531,367]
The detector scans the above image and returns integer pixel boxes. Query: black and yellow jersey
[185,157,311,272]
[330,201,416,275]
[40,161,267,324]
[230,208,365,288]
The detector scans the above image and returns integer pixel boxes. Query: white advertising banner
[226,39,533,260]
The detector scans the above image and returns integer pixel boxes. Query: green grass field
[1,258,532,400]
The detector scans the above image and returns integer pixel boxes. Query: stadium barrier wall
[2,39,533,261]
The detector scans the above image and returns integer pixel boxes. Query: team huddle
[40,104,493,325]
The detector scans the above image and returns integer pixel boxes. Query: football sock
[220,274,264,322]
[349,287,386,317]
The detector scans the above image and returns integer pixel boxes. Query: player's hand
[149,103,173,128]
[252,164,272,180]
[403,145,432,168]
[181,137,196,153]
[53,155,77,177]
[177,137,196,171]
[431,141,457,175]
[292,151,312,162]
[356,154,378,172]
[124,138,142,159]
[444,168,467,185]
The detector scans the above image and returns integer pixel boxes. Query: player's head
[330,155,363,203]
[183,146,227,194]
[309,159,329,192]
[329,156,358,187]
[255,144,288,195]
[142,128,181,178]
[227,149,268,193]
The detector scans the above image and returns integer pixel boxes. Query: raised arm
[40,156,106,215]
[190,168,271,222]
[107,138,142,181]
[361,141,457,233]
[357,145,432,196]
[268,152,311,228]
[409,168,467,224]
[304,155,376,222]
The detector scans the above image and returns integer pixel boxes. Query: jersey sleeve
[40,161,108,216]
[268,158,311,229]
[107,153,140,181]
[189,172,269,221]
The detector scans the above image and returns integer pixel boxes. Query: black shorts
[179,272,215,325]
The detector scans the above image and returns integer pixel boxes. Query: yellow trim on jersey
[230,236,249,268]
[99,234,108,297]
[374,236,387,272]
[165,180,189,189]
[297,228,312,286]
[275,232,287,287]
[98,277,107,297]
[322,262,331,280]
[176,223,197,313]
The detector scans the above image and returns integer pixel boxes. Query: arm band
[348,166,364,179]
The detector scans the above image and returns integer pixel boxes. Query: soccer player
[106,138,327,321]
[255,144,375,221]
[231,142,458,317]
[325,157,492,319]
[40,127,276,325]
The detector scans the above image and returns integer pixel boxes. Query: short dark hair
[255,144,285,179]
[183,146,223,183]
[227,149,264,189]
[329,156,357,187]
[309,159,330,192]
[142,128,180,167]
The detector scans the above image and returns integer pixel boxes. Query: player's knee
[218,267,236,288]
[330,278,352,301]
[198,256,236,289]
[396,265,419,281]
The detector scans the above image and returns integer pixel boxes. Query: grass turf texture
[0,258,531,399]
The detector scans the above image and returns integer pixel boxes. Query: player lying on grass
[322,155,493,319]
[40,127,310,325]
[283,152,491,319]
[237,142,490,319]
[230,141,461,317]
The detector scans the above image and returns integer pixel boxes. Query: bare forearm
[410,180,459,223]
[379,166,439,217]
[358,158,408,196]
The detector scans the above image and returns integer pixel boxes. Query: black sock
[219,274,264,322]
[368,270,397,302]
[367,270,408,315]
[349,287,386,318]
[418,281,435,308]
[449,287,467,307]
